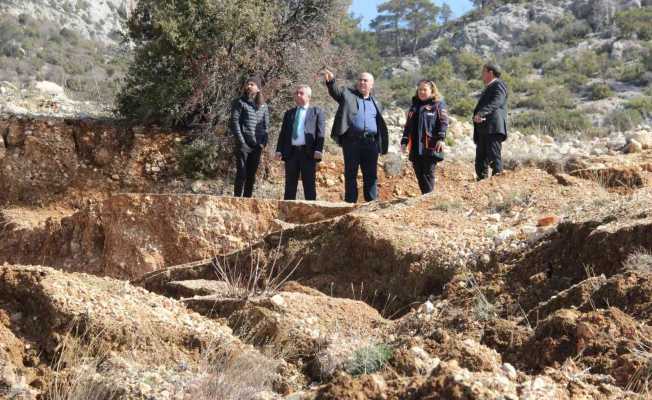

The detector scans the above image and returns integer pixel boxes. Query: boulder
[385,56,421,78]
[571,0,641,31]
[624,139,643,153]
[383,152,403,177]
[626,131,652,149]
[33,81,66,98]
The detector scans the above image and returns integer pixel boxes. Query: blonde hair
[416,80,441,102]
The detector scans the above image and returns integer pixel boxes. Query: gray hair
[295,84,312,97]
[359,72,375,83]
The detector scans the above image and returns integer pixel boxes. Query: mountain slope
[384,0,652,136]
[0,0,130,43]
[0,0,131,103]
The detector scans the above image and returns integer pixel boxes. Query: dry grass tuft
[47,324,120,400]
[212,235,302,300]
[184,346,279,400]
[626,337,652,396]
[623,249,652,275]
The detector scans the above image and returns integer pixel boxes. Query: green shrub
[615,7,652,41]
[449,96,476,117]
[558,19,592,44]
[435,37,455,57]
[604,109,644,131]
[516,81,574,110]
[589,82,614,100]
[345,344,392,376]
[644,43,652,71]
[381,74,417,107]
[520,23,553,47]
[455,51,484,81]
[501,73,527,94]
[178,135,228,179]
[423,57,455,85]
[550,50,607,78]
[561,72,589,91]
[619,62,647,84]
[502,56,532,79]
[513,110,591,137]
[117,0,346,128]
[439,78,478,117]
[526,43,563,69]
[625,96,652,118]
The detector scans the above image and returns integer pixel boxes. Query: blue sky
[350,0,474,29]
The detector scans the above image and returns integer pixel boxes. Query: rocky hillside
[385,0,652,136]
[0,0,130,103]
[0,0,130,43]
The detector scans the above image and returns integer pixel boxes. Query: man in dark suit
[323,69,389,203]
[473,63,508,181]
[275,85,325,201]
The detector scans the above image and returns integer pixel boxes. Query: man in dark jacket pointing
[473,63,508,181]
[323,69,389,203]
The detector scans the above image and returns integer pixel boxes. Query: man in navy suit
[275,85,326,200]
[473,62,508,181]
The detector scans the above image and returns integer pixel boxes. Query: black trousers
[475,134,503,181]
[412,155,437,194]
[284,146,317,201]
[234,147,262,197]
[342,134,379,203]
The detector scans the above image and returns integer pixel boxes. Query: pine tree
[371,0,440,57]
[440,2,452,24]
[116,0,347,128]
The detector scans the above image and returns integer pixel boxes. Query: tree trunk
[394,18,401,57]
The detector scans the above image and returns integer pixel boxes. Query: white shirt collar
[486,78,498,87]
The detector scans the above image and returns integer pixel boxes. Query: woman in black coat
[401,80,449,194]
[230,76,270,197]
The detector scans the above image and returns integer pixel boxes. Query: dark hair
[242,79,265,107]
[483,63,501,78]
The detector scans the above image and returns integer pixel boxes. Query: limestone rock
[624,139,643,154]
[33,81,65,98]
[383,152,403,177]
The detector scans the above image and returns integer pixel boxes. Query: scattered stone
[495,229,515,245]
[501,363,518,380]
[383,152,403,177]
[418,300,435,314]
[166,280,231,298]
[93,147,113,166]
[624,139,643,154]
[536,215,558,227]
[33,81,65,98]
[488,213,502,222]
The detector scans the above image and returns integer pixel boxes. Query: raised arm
[323,69,344,102]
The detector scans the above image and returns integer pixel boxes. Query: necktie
[292,108,302,140]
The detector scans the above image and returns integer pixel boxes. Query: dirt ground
[3,115,652,399]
